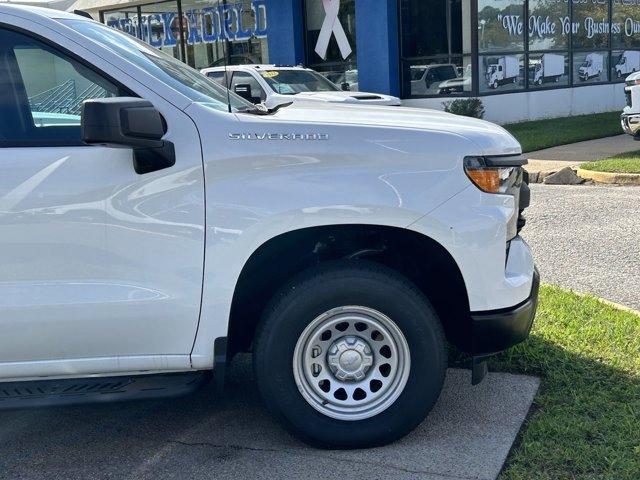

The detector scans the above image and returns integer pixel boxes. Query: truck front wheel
[253,260,446,448]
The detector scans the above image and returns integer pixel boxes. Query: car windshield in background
[259,70,340,94]
[60,19,253,113]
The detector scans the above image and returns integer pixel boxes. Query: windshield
[259,70,340,94]
[61,19,254,112]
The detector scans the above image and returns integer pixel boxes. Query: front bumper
[621,113,640,137]
[469,266,540,355]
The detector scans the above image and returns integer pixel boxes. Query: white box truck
[615,51,640,78]
[578,53,604,81]
[533,53,564,85]
[486,56,519,89]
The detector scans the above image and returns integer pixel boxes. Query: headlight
[464,155,528,241]
[463,157,522,194]
[626,78,640,86]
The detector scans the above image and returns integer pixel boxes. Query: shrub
[442,98,485,119]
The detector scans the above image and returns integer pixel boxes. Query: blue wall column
[355,0,400,96]
[265,0,305,65]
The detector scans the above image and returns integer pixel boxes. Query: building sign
[492,4,640,42]
[106,0,267,48]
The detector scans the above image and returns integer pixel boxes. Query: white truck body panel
[542,54,564,78]
[502,56,520,79]
[0,5,534,380]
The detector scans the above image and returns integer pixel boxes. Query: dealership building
[68,0,634,123]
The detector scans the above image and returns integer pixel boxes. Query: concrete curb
[577,168,640,185]
[596,297,640,317]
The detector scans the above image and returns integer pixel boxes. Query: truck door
[0,26,205,379]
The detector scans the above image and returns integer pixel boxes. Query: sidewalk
[524,134,638,173]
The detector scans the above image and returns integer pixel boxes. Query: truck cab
[0,5,537,449]
[486,56,519,89]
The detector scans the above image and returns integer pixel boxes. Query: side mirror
[341,82,350,91]
[81,97,175,174]
[234,83,257,103]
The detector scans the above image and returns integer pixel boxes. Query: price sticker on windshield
[262,71,279,78]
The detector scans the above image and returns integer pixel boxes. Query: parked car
[325,69,359,91]
[486,56,519,89]
[410,64,458,95]
[615,51,640,79]
[621,71,640,137]
[201,65,401,108]
[0,5,538,449]
[578,53,604,81]
[438,64,472,94]
[532,53,564,86]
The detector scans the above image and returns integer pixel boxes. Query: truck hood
[289,91,402,106]
[254,103,521,156]
[626,71,640,82]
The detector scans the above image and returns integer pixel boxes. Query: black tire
[253,260,447,449]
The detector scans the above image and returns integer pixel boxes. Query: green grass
[581,151,640,174]
[503,112,623,153]
[490,285,640,480]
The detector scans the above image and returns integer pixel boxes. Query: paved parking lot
[0,356,539,480]
[523,183,640,311]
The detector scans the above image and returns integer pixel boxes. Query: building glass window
[101,0,269,71]
[103,8,141,39]
[479,53,525,92]
[139,1,183,61]
[400,0,474,97]
[528,52,569,88]
[611,49,640,81]
[572,0,610,50]
[573,50,609,84]
[477,0,525,52]
[612,1,640,49]
[527,0,569,51]
[304,0,358,90]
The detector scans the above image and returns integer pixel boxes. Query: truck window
[0,27,124,147]
[207,71,227,86]
[63,19,254,112]
[230,72,265,102]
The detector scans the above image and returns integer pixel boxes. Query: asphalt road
[0,358,539,480]
[523,183,640,310]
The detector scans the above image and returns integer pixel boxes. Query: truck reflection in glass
[532,53,564,86]
[486,56,519,89]
[615,51,640,79]
[579,53,604,81]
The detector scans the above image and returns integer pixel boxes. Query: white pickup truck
[0,5,538,448]
[201,64,401,108]
[621,71,640,137]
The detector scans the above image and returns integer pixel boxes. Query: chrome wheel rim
[292,306,410,421]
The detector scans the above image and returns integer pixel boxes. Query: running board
[0,371,211,410]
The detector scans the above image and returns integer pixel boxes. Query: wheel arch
[225,224,471,359]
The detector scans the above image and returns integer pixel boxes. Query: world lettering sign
[106,0,267,47]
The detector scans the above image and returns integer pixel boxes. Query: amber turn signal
[464,168,501,193]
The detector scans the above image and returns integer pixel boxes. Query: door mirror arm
[81,97,176,174]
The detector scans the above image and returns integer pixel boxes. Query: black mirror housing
[82,97,175,174]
